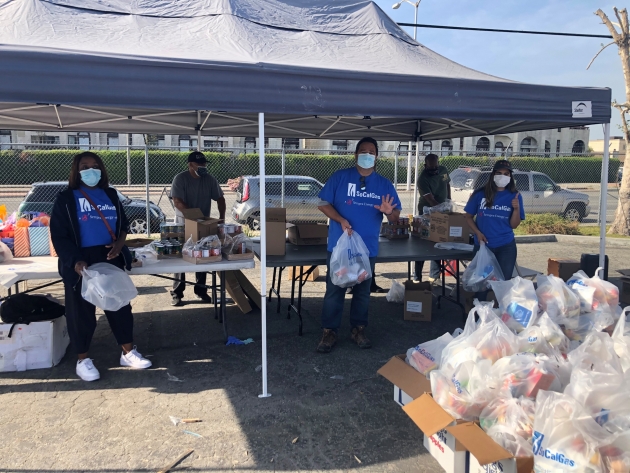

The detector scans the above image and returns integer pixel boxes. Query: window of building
[398,143,409,152]
[68,132,90,149]
[556,140,561,154]
[31,135,60,145]
[422,141,432,151]
[495,141,504,152]
[441,140,453,155]
[146,134,165,147]
[544,140,551,153]
[107,133,119,149]
[179,135,198,151]
[459,137,464,151]
[282,138,300,150]
[476,137,490,151]
[572,140,585,154]
[331,140,348,151]
[0,130,11,150]
[244,137,256,150]
[204,140,224,150]
[520,137,537,153]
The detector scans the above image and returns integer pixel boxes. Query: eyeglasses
[360,176,366,190]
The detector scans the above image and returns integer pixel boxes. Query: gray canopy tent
[0,0,612,397]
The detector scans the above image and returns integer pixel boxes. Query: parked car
[449,166,591,222]
[17,182,166,233]
[231,175,326,230]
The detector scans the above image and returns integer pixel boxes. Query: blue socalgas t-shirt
[319,167,402,257]
[464,189,525,248]
[73,187,117,248]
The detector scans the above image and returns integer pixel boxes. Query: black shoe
[195,293,213,303]
[371,284,387,294]
[171,294,183,306]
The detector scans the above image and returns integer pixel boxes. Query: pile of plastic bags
[403,268,629,471]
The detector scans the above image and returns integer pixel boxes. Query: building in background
[590,136,626,161]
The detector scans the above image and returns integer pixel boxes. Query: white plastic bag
[612,307,630,372]
[423,199,453,215]
[480,396,536,457]
[536,274,581,321]
[134,244,158,265]
[386,279,404,303]
[489,352,563,399]
[533,390,605,473]
[490,276,538,329]
[567,269,620,316]
[518,312,569,356]
[81,262,138,311]
[434,242,474,251]
[0,241,13,263]
[567,331,624,374]
[462,243,505,292]
[329,230,372,288]
[406,332,454,376]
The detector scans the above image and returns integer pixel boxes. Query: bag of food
[81,262,138,311]
[536,274,581,321]
[227,233,252,255]
[480,396,536,458]
[568,270,620,316]
[422,199,454,215]
[386,279,405,303]
[533,390,605,473]
[199,235,222,256]
[134,244,158,265]
[490,276,538,329]
[567,331,624,375]
[406,332,454,376]
[612,307,630,373]
[182,235,195,257]
[519,312,570,356]
[329,230,372,288]
[462,243,505,292]
[0,241,13,263]
[489,352,563,399]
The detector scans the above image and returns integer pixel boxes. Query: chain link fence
[0,143,622,235]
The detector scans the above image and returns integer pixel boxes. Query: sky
[374,0,622,141]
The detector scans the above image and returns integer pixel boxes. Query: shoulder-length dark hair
[480,171,517,209]
[68,151,110,190]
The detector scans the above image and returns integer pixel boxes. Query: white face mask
[493,174,511,188]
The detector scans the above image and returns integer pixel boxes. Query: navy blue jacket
[50,186,132,286]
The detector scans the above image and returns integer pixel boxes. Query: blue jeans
[472,239,517,300]
[321,252,376,332]
[414,260,441,280]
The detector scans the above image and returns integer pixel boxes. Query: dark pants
[321,252,376,332]
[63,246,134,354]
[171,272,208,298]
[472,239,518,300]
[414,260,441,280]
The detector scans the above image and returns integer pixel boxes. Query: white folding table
[0,256,255,340]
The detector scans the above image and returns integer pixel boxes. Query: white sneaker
[120,346,152,369]
[76,358,100,382]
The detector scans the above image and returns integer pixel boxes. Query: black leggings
[63,246,133,354]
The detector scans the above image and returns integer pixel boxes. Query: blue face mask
[357,153,375,169]
[80,168,101,187]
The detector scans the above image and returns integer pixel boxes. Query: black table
[253,237,474,335]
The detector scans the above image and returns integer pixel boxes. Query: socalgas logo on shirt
[479,197,512,213]
[78,198,115,213]
[347,183,380,200]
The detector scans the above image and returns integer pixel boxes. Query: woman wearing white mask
[316,137,402,353]
[464,160,525,298]
[51,152,151,382]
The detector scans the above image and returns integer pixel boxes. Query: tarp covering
[0,0,611,139]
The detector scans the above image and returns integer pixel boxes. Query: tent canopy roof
[0,0,611,140]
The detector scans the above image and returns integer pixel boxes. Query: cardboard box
[286,266,320,282]
[266,208,287,256]
[288,224,328,245]
[468,451,533,473]
[182,208,221,242]
[224,271,252,314]
[125,238,155,248]
[378,357,534,473]
[234,270,262,310]
[0,317,69,372]
[429,212,470,243]
[547,258,581,282]
[222,249,255,260]
[618,269,630,305]
[403,281,433,322]
[423,431,470,473]
[182,254,222,264]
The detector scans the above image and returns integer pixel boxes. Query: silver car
[231,175,326,229]
[450,166,591,222]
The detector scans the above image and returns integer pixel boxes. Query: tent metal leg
[599,122,610,277]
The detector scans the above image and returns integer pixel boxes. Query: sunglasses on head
[360,176,366,190]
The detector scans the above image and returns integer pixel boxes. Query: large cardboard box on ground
[429,212,470,243]
[286,266,320,282]
[618,269,630,305]
[377,356,534,473]
[224,271,252,314]
[266,208,287,256]
[288,224,328,245]
[0,317,69,372]
[547,258,580,281]
[233,270,262,310]
[182,208,221,241]
[403,281,432,321]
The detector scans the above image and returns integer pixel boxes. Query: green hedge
[0,150,620,186]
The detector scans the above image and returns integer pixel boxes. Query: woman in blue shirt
[51,152,151,382]
[463,160,525,296]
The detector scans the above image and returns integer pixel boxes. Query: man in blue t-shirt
[316,137,402,353]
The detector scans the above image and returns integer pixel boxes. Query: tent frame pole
[143,136,151,237]
[258,112,271,399]
[412,138,420,212]
[598,122,610,277]
[281,147,286,208]
[196,110,202,151]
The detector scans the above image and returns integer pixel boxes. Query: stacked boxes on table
[381,216,410,239]
[412,212,470,243]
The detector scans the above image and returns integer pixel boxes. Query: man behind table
[170,151,226,306]
[316,137,402,353]
[415,153,451,282]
